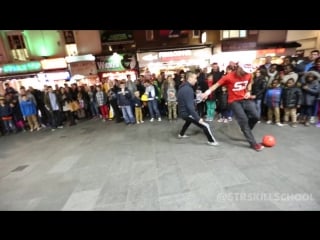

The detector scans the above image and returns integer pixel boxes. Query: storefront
[95,53,138,81]
[0,61,42,94]
[211,47,298,72]
[65,54,100,86]
[39,58,70,88]
[254,48,297,66]
[211,50,257,71]
[137,47,212,77]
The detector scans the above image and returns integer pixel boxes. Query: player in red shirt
[202,62,264,151]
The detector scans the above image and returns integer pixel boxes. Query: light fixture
[109,45,113,52]
[201,31,207,44]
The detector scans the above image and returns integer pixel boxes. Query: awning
[137,44,213,53]
[0,73,38,81]
[256,41,301,49]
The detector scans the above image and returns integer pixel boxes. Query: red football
[262,135,276,147]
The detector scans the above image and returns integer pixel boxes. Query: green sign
[100,31,134,44]
[2,61,42,74]
[96,53,138,72]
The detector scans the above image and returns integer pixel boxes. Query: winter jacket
[264,87,282,108]
[252,76,267,100]
[177,82,200,122]
[281,87,302,108]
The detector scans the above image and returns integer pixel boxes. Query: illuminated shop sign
[158,50,192,61]
[137,48,212,68]
[96,53,137,72]
[37,71,70,81]
[69,61,97,76]
[40,58,67,70]
[65,54,95,63]
[1,61,42,75]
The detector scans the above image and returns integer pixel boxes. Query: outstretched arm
[201,82,221,100]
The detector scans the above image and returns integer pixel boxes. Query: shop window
[193,30,200,38]
[7,34,29,61]
[65,44,78,56]
[221,30,247,40]
[145,30,154,41]
[63,30,76,44]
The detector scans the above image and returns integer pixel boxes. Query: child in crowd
[0,96,17,134]
[217,86,231,123]
[166,81,178,121]
[300,71,320,126]
[132,91,144,124]
[19,94,41,132]
[280,78,302,128]
[264,79,283,126]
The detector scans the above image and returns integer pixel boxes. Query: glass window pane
[229,30,239,38]
[239,30,247,37]
[222,30,229,39]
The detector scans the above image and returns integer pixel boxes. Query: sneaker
[310,116,315,124]
[223,118,228,123]
[57,125,64,129]
[178,134,189,139]
[207,141,219,146]
[266,120,272,124]
[158,117,162,122]
[257,121,261,124]
[141,120,144,123]
[228,117,232,121]
[291,123,298,128]
[276,122,284,127]
[217,118,224,123]
[150,118,154,122]
[252,143,264,151]
[137,121,140,124]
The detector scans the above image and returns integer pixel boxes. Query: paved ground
[0,117,319,210]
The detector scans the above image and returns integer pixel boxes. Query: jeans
[89,102,99,117]
[121,105,135,124]
[147,99,161,119]
[254,99,262,119]
[230,100,259,146]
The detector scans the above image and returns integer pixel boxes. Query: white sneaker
[276,122,284,127]
[178,134,189,139]
[150,118,154,122]
[310,116,316,124]
[137,121,140,124]
[158,117,162,122]
[228,117,232,121]
[141,120,144,123]
[217,118,224,123]
[266,120,272,124]
[207,141,219,146]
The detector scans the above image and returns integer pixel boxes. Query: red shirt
[217,72,252,103]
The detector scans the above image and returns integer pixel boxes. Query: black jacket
[252,76,267,100]
[177,82,200,122]
[281,87,302,108]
